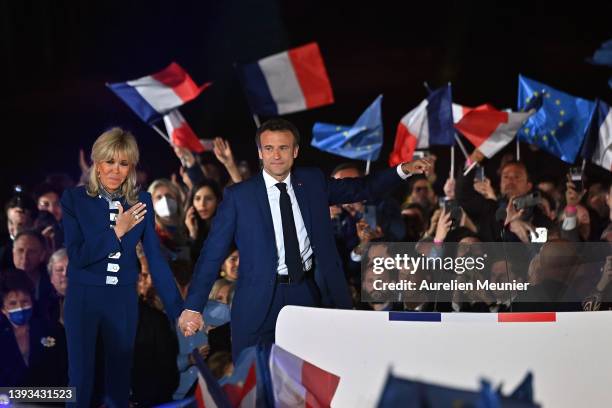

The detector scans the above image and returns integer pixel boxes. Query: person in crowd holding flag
[178,118,432,359]
[60,128,183,407]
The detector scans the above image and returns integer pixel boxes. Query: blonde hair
[209,279,235,304]
[147,178,185,226]
[86,128,140,205]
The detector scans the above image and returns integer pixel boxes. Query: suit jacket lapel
[254,172,277,246]
[291,172,313,240]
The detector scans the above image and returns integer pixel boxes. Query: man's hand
[401,158,433,176]
[174,146,196,168]
[474,177,496,200]
[178,309,204,337]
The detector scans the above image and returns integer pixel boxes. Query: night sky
[2,0,611,204]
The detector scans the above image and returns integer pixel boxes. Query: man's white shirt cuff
[396,164,411,179]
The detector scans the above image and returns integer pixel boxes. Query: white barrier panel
[276,307,612,407]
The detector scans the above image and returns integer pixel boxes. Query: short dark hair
[500,160,531,181]
[331,162,364,177]
[0,269,34,304]
[33,182,62,203]
[14,229,47,249]
[255,118,300,148]
[4,191,37,217]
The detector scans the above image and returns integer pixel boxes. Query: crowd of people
[1,123,611,405]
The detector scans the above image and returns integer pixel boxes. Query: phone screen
[364,205,377,230]
[569,167,583,191]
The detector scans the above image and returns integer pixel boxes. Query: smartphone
[513,190,542,211]
[363,205,377,230]
[530,227,548,243]
[443,199,462,229]
[569,166,583,192]
[475,166,486,182]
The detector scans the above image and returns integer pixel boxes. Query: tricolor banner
[239,43,334,116]
[269,344,340,408]
[389,84,455,166]
[163,109,206,153]
[107,62,211,123]
[454,104,534,159]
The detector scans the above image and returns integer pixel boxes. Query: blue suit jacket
[61,186,182,319]
[184,166,403,333]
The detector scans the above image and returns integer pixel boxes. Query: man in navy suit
[179,118,431,359]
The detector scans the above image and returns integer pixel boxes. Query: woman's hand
[114,202,147,239]
[434,209,452,242]
[185,206,198,239]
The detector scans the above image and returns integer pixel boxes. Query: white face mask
[154,196,178,218]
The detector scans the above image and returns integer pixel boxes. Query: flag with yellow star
[311,94,383,160]
[517,75,596,163]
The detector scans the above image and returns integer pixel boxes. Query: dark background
[2,0,611,204]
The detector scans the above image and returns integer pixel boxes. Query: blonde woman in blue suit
[61,128,182,407]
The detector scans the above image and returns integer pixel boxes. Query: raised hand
[401,158,434,176]
[213,137,235,166]
[173,146,196,168]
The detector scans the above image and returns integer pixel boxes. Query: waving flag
[455,104,534,158]
[269,344,340,408]
[375,371,538,408]
[311,95,383,160]
[239,43,334,116]
[389,84,454,166]
[107,62,211,124]
[163,109,206,153]
[192,352,232,408]
[517,75,595,163]
[587,39,612,67]
[582,100,612,172]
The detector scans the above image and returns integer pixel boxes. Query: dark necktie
[275,182,303,281]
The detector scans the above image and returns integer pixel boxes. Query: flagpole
[516,138,521,161]
[152,124,173,146]
[252,114,261,128]
[463,160,478,176]
[454,133,469,160]
[365,159,371,175]
[450,145,455,178]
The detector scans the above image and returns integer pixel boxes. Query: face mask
[203,300,231,327]
[7,306,33,326]
[153,196,178,218]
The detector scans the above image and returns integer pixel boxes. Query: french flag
[454,104,533,158]
[239,43,334,116]
[163,109,206,153]
[582,99,612,172]
[389,84,455,166]
[107,62,211,124]
[192,352,233,408]
[269,344,340,408]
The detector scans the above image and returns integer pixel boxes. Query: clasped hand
[178,309,205,336]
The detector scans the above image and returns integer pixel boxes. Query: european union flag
[311,95,383,161]
[517,75,596,163]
